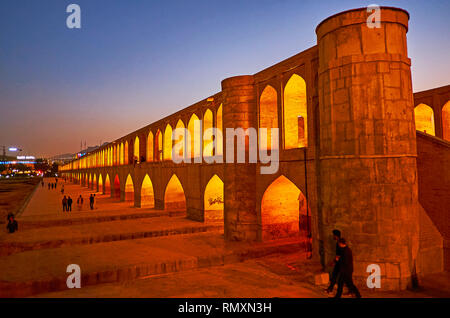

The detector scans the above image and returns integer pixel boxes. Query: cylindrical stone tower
[316,7,419,290]
[221,75,258,241]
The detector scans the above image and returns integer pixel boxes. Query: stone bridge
[60,7,450,291]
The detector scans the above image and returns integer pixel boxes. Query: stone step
[0,217,222,256]
[17,209,185,230]
[0,233,310,297]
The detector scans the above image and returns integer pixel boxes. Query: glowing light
[414,103,435,135]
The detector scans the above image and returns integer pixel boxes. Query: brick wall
[416,131,450,271]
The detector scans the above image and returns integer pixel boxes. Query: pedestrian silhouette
[77,195,84,211]
[67,196,73,212]
[6,213,18,234]
[334,238,361,298]
[62,196,68,212]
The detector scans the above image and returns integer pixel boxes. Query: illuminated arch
[188,114,201,158]
[203,109,214,157]
[141,174,155,208]
[93,174,97,189]
[164,174,186,211]
[443,101,450,141]
[113,175,120,199]
[259,85,278,151]
[120,143,124,165]
[147,131,154,162]
[124,141,129,164]
[216,104,223,156]
[174,119,185,159]
[104,174,111,194]
[204,175,224,223]
[261,175,307,240]
[155,130,163,161]
[98,174,103,192]
[284,74,307,149]
[124,174,134,202]
[88,174,92,187]
[164,124,173,161]
[414,104,435,136]
[134,136,140,162]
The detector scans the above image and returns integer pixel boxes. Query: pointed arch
[442,101,450,141]
[174,119,186,159]
[164,124,173,161]
[261,175,307,240]
[120,143,124,165]
[204,174,224,223]
[124,174,134,202]
[260,85,279,151]
[113,175,120,199]
[124,141,129,164]
[164,174,186,211]
[147,131,154,162]
[203,109,214,157]
[216,104,223,156]
[104,174,111,194]
[134,136,140,163]
[284,74,307,149]
[93,174,97,189]
[141,174,155,208]
[155,129,163,161]
[88,174,92,187]
[414,103,435,136]
[98,174,103,192]
[188,114,201,158]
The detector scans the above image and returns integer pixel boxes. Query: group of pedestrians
[62,196,73,212]
[325,229,361,298]
[61,194,96,212]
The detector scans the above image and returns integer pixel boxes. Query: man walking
[62,196,68,212]
[334,238,361,298]
[89,194,94,210]
[326,229,343,293]
[77,195,84,211]
[6,213,18,234]
[67,196,73,212]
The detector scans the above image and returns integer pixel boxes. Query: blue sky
[0,0,449,157]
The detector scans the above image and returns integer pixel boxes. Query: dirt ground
[0,178,40,223]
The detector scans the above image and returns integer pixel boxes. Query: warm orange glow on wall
[124,141,129,164]
[104,174,111,194]
[124,174,134,202]
[113,175,120,199]
[147,132,154,162]
[120,143,124,165]
[415,103,435,135]
[164,124,173,161]
[203,109,214,157]
[141,174,155,208]
[164,174,186,211]
[216,104,223,156]
[443,101,450,141]
[98,174,103,190]
[93,174,97,187]
[204,174,224,223]
[284,74,307,149]
[259,85,278,151]
[134,137,140,162]
[175,119,185,159]
[155,130,163,161]
[261,175,306,240]
[188,114,201,159]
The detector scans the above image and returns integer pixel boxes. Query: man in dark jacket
[67,196,73,212]
[326,229,342,293]
[6,213,18,233]
[334,238,361,298]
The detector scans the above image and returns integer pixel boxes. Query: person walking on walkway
[62,196,68,212]
[334,238,361,298]
[48,183,50,190]
[89,194,95,210]
[61,185,64,195]
[67,196,73,212]
[326,229,343,294]
[77,195,84,211]
[6,213,18,234]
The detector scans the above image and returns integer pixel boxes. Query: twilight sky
[0,0,449,158]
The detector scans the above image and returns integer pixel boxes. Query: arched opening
[104,174,111,194]
[120,143,124,165]
[147,132,154,162]
[216,104,223,157]
[98,174,103,193]
[134,136,140,163]
[124,174,134,202]
[113,175,120,199]
[261,175,308,241]
[164,124,173,161]
[141,174,155,208]
[414,103,435,136]
[203,109,214,157]
[164,174,186,211]
[188,114,201,158]
[442,101,450,141]
[259,85,279,151]
[124,141,129,164]
[93,174,97,190]
[88,174,92,188]
[204,175,224,224]
[284,74,307,149]
[174,119,185,160]
[155,130,163,161]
